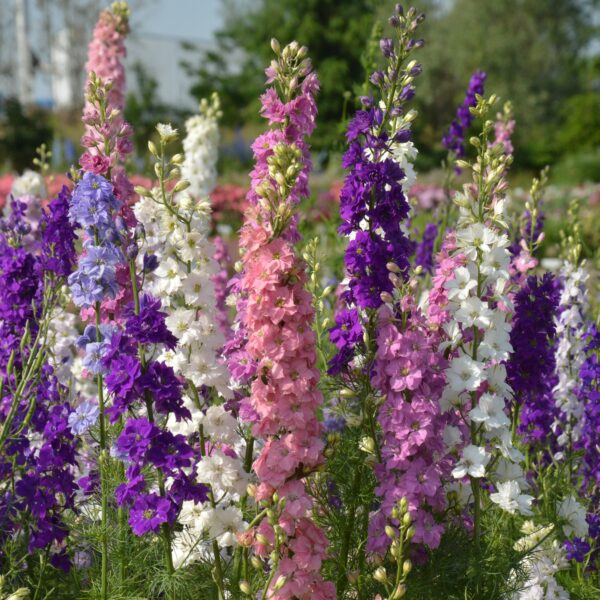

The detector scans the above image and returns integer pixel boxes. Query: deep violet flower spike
[442,70,486,159]
[507,274,561,447]
[329,11,422,371]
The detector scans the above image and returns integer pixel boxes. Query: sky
[131,0,224,42]
[17,0,226,106]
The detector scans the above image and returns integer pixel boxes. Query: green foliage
[0,99,52,173]
[183,0,598,173]
[124,63,183,170]
[556,93,600,156]
[183,0,390,150]
[413,0,599,169]
[552,151,600,184]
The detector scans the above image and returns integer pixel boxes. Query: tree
[414,0,600,167]
[0,98,52,172]
[125,62,170,164]
[183,0,391,151]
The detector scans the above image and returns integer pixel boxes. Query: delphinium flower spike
[0,184,78,571]
[442,70,487,161]
[231,39,335,599]
[440,95,533,547]
[134,126,247,594]
[327,6,425,594]
[506,274,561,448]
[552,200,590,453]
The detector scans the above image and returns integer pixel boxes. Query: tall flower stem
[336,460,363,595]
[93,220,110,600]
[95,301,109,600]
[128,259,175,589]
[198,425,226,600]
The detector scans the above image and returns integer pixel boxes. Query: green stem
[199,425,226,599]
[511,402,521,443]
[337,461,363,596]
[470,474,482,552]
[243,436,254,473]
[95,297,109,600]
[260,530,281,600]
[128,260,175,593]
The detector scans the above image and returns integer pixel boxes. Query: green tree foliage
[408,0,599,167]
[0,98,52,172]
[125,62,177,169]
[183,0,390,151]
[185,0,599,171]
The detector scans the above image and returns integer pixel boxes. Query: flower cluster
[510,522,569,600]
[369,297,450,553]
[134,124,244,579]
[67,172,123,308]
[441,96,533,520]
[133,130,230,397]
[426,233,466,327]
[492,101,515,157]
[442,70,486,159]
[574,324,600,512]
[8,169,47,249]
[507,274,561,446]
[553,259,590,448]
[329,7,423,373]
[170,404,249,567]
[181,93,221,199]
[0,185,77,570]
[100,286,206,546]
[80,2,134,208]
[235,40,334,599]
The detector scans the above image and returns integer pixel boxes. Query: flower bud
[148,140,158,157]
[385,525,397,540]
[126,243,138,260]
[399,497,408,513]
[274,575,287,591]
[271,38,281,54]
[359,436,376,454]
[6,589,30,600]
[391,584,407,599]
[143,253,158,274]
[251,556,263,570]
[380,38,394,58]
[373,566,388,584]
[239,581,252,595]
[173,179,190,193]
[403,559,412,576]
[134,185,152,198]
[405,525,415,540]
